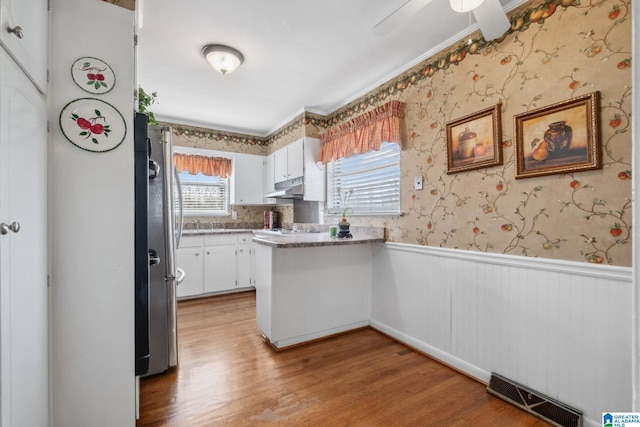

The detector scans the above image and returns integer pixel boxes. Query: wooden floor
[137,291,548,426]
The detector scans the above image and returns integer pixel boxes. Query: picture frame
[514,91,601,179]
[446,104,503,174]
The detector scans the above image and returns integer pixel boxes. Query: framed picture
[514,92,601,179]
[446,104,503,174]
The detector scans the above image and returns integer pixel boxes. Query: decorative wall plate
[71,57,116,94]
[59,98,127,152]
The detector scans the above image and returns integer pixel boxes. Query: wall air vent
[487,373,582,427]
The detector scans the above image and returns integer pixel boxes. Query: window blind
[178,172,228,216]
[327,141,400,215]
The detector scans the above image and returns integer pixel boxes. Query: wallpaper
[328,0,632,266]
[169,0,632,266]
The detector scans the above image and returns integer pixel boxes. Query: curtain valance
[173,153,232,179]
[318,100,405,164]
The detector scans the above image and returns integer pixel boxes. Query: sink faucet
[195,219,200,230]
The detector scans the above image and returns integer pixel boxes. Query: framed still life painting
[446,104,503,174]
[514,92,601,179]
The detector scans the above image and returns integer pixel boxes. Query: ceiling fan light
[449,0,485,13]
[471,0,510,40]
[202,44,244,75]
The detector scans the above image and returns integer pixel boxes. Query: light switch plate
[414,175,423,190]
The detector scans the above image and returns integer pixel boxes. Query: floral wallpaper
[169,0,632,266]
[328,0,632,266]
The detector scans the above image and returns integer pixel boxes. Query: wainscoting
[370,243,632,427]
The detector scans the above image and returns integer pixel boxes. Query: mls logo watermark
[603,412,640,426]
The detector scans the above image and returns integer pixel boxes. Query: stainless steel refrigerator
[135,119,183,377]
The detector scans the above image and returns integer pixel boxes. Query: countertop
[180,226,386,248]
[252,226,385,248]
[181,229,256,236]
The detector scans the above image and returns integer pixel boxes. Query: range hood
[265,177,304,199]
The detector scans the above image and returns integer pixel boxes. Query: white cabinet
[272,138,325,201]
[231,153,266,205]
[302,138,325,202]
[204,235,237,292]
[263,153,276,205]
[0,0,48,93]
[177,233,255,299]
[176,237,204,298]
[274,138,304,183]
[237,234,255,288]
[0,48,48,426]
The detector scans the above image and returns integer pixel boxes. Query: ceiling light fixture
[449,0,510,41]
[202,44,244,75]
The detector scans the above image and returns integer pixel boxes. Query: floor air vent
[487,373,582,427]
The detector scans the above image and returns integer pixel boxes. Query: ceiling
[137,0,523,137]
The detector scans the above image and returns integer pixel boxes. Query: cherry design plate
[59,98,126,152]
[71,57,116,94]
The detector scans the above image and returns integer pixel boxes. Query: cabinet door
[0,0,48,93]
[263,154,276,204]
[231,153,265,205]
[176,247,204,298]
[274,147,288,183]
[287,139,304,180]
[237,243,254,288]
[204,245,237,292]
[0,49,48,427]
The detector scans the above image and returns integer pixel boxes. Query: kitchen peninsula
[253,226,385,349]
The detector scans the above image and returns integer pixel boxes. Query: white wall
[49,0,136,425]
[371,243,632,427]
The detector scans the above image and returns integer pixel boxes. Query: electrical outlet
[231,210,238,219]
[414,175,423,190]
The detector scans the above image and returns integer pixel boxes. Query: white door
[0,0,48,93]
[0,49,48,426]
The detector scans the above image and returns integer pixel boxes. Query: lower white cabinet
[177,233,255,298]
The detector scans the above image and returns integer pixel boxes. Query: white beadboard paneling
[371,243,632,427]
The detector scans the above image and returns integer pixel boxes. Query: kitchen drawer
[204,234,237,246]
[237,233,253,245]
[179,235,204,248]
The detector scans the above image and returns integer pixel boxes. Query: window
[327,141,401,216]
[178,171,229,216]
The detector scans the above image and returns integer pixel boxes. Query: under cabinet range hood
[265,177,304,199]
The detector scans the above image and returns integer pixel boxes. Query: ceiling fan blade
[373,0,434,36]
[471,0,510,40]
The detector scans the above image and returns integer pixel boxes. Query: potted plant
[338,188,353,239]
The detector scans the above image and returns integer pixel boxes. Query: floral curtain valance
[318,100,405,164]
[173,153,232,179]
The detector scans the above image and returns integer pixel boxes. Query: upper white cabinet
[272,137,325,201]
[274,138,303,183]
[0,0,48,93]
[302,137,325,202]
[263,153,277,205]
[230,153,265,205]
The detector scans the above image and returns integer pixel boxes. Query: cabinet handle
[7,25,24,39]
[195,253,200,256]
[206,251,210,255]
[0,221,20,235]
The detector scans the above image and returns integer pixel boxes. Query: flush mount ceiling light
[202,44,244,75]
[449,0,510,40]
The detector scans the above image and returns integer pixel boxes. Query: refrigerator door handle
[176,267,185,285]
[148,249,160,266]
[149,160,160,179]
[174,166,184,248]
